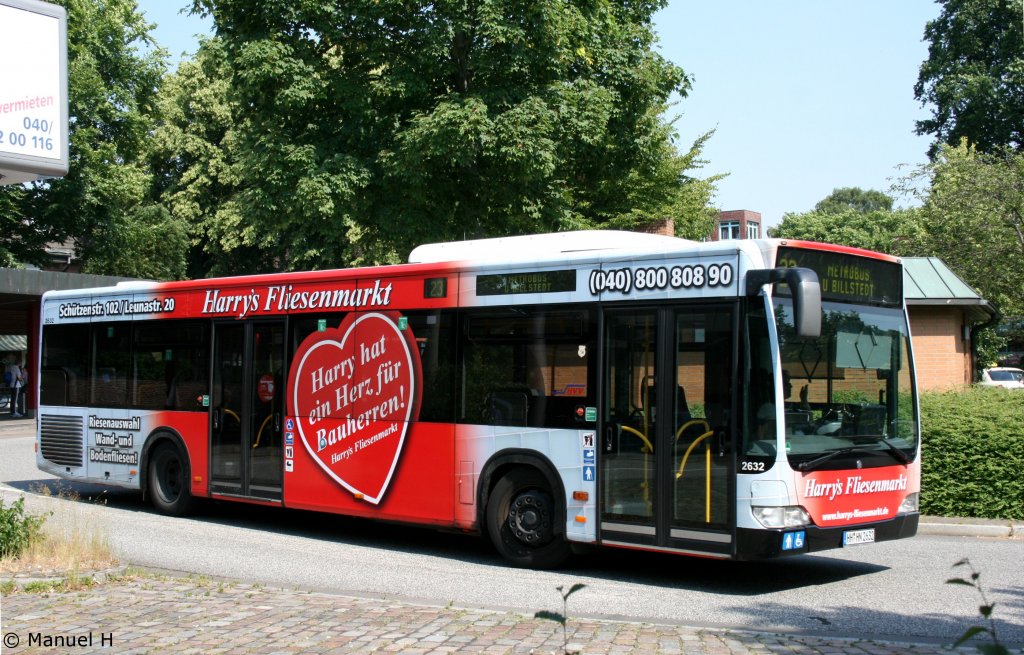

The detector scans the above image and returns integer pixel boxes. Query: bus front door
[210,320,286,501]
[600,306,735,557]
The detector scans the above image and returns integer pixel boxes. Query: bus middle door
[210,320,286,501]
[600,305,735,556]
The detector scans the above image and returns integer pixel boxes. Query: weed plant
[0,496,48,559]
[535,583,586,654]
[948,558,1010,654]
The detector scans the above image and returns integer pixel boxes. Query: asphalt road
[2,425,1021,648]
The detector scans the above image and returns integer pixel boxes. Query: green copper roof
[902,257,996,323]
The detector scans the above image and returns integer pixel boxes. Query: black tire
[486,468,570,569]
[148,442,194,516]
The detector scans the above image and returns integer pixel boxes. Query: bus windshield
[774,298,918,470]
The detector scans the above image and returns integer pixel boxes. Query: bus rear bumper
[736,513,919,560]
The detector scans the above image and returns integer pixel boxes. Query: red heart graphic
[288,312,421,504]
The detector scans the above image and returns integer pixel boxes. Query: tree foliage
[81,204,189,279]
[900,141,1024,317]
[0,186,35,266]
[813,187,894,214]
[769,188,922,255]
[915,0,1024,157]
[185,0,717,272]
[0,0,186,279]
[149,36,257,277]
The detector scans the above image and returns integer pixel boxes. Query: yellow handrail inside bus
[675,428,715,524]
[252,414,273,449]
[619,424,653,506]
[675,429,714,479]
[674,419,710,444]
[619,425,653,453]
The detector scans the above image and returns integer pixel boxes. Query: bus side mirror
[746,267,821,339]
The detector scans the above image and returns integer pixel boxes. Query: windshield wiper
[835,435,911,465]
[796,438,910,472]
[879,437,910,465]
[796,447,862,472]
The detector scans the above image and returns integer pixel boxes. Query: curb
[918,516,1024,539]
[1,565,129,591]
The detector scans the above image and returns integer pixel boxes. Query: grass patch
[0,491,118,583]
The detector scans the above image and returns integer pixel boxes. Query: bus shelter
[0,268,136,418]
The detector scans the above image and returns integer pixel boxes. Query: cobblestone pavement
[2,575,974,654]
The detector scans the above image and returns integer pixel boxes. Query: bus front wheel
[148,442,194,516]
[486,469,569,569]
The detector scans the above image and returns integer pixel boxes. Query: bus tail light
[898,492,919,514]
[752,506,810,529]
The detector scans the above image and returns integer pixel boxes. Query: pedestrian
[17,364,28,415]
[7,359,23,417]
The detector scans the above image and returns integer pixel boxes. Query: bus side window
[460,308,595,429]
[92,323,130,408]
[132,321,210,412]
[403,311,456,423]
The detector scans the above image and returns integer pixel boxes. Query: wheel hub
[508,490,552,545]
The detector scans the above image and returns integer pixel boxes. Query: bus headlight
[752,506,811,529]
[898,492,919,514]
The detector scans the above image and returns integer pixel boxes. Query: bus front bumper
[735,513,919,560]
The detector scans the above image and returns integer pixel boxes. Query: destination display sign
[776,247,902,306]
[476,270,576,296]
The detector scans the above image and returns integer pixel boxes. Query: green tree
[769,188,922,255]
[149,36,261,277]
[915,0,1024,157]
[0,185,37,266]
[188,0,717,271]
[813,187,894,214]
[901,141,1024,317]
[0,0,185,279]
[82,204,189,279]
[601,128,723,240]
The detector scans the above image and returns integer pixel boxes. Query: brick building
[903,257,996,390]
[712,210,762,241]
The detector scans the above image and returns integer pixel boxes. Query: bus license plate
[843,528,875,546]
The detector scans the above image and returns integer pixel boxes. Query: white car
[980,367,1024,389]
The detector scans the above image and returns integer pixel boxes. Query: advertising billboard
[0,0,68,185]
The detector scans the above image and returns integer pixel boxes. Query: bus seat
[488,390,529,426]
[645,383,692,426]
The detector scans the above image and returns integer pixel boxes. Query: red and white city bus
[36,231,920,567]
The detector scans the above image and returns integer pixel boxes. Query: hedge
[919,387,1024,520]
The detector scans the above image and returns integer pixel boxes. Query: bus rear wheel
[486,469,569,569]
[148,442,194,516]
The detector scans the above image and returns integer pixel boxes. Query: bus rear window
[41,324,90,407]
[40,321,210,411]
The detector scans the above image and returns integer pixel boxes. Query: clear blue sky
[137,0,940,228]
